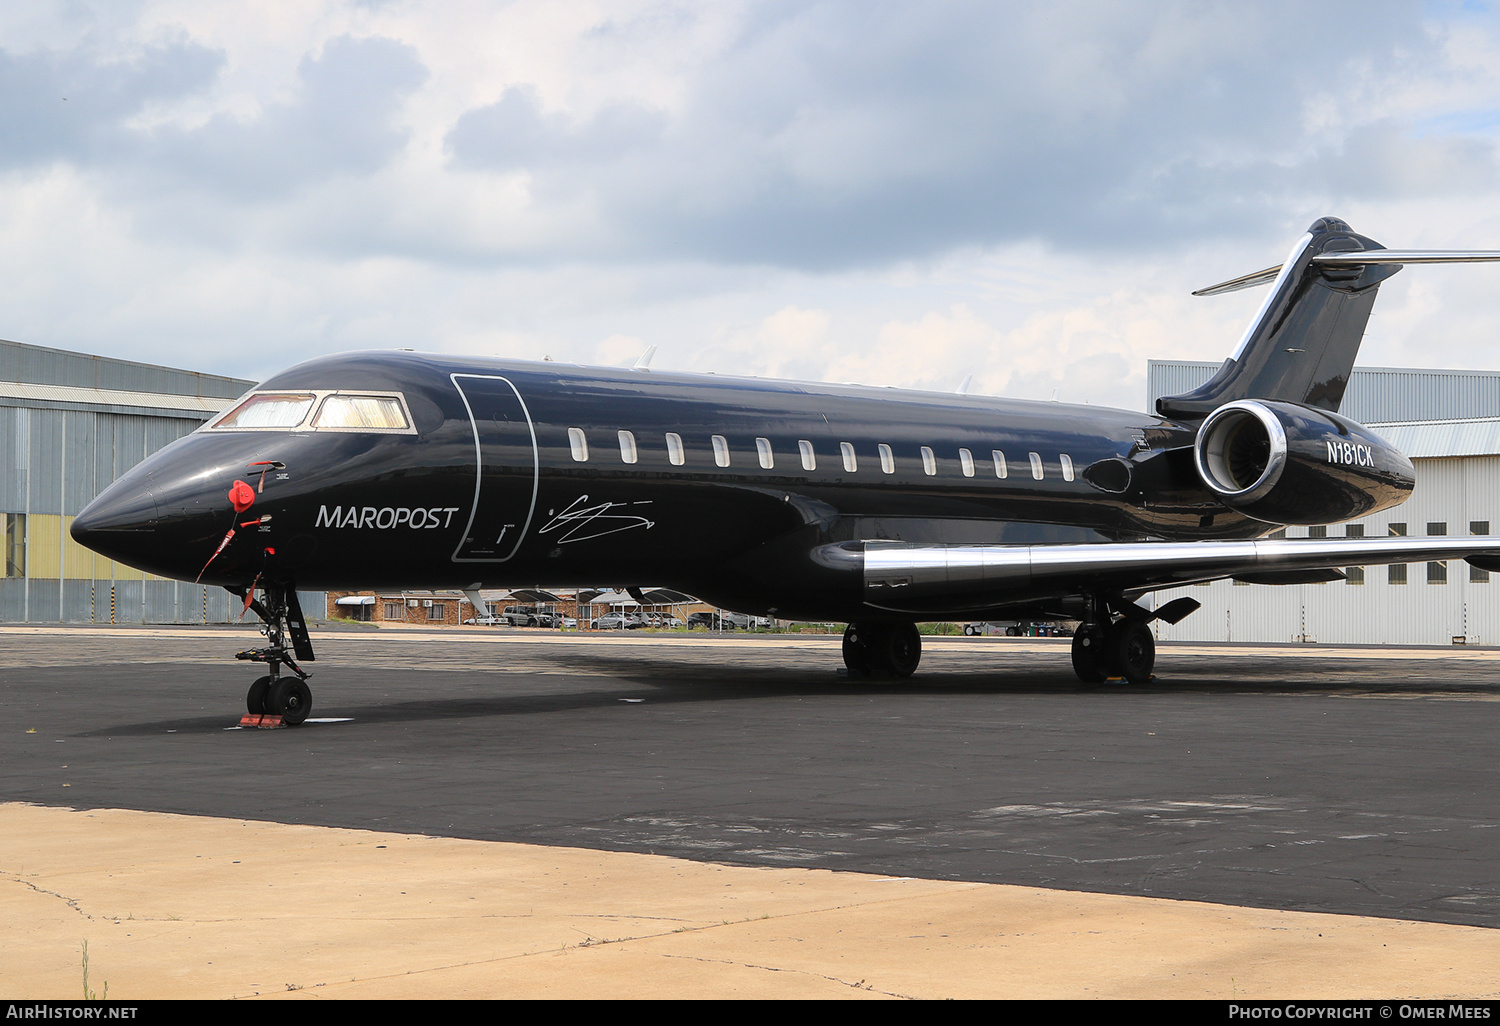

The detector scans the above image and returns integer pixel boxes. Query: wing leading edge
[816,536,1500,614]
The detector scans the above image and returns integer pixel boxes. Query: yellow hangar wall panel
[1154,456,1500,646]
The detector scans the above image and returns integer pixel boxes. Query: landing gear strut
[843,622,922,679]
[231,584,316,725]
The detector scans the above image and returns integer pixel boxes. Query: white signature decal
[538,495,654,544]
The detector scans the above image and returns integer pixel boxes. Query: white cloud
[0,1,1498,419]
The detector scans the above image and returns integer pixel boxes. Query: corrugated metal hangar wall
[0,339,322,624]
[1148,361,1500,645]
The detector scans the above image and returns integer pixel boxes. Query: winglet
[632,346,658,372]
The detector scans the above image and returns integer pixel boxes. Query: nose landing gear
[232,584,316,725]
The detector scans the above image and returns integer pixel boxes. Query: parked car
[502,605,555,627]
[642,613,684,628]
[464,614,504,626]
[687,611,769,630]
[590,613,644,630]
[687,612,735,630]
[971,621,1075,637]
[558,615,578,629]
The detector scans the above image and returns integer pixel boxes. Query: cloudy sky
[5,1,1500,410]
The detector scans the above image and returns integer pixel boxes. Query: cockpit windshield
[209,390,415,434]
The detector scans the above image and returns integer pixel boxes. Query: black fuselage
[73,351,1259,622]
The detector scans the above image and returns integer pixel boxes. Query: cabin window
[958,448,974,477]
[1028,452,1043,480]
[312,394,410,431]
[756,437,775,469]
[1059,454,1074,482]
[665,432,685,466]
[841,442,857,473]
[992,450,1008,479]
[1472,522,1490,583]
[712,435,730,467]
[920,446,937,476]
[216,393,315,429]
[799,440,816,471]
[878,444,895,474]
[618,430,638,465]
[568,428,589,462]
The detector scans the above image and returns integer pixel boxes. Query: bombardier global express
[69,217,1500,723]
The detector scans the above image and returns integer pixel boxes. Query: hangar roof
[0,339,255,420]
[1,338,252,398]
[1361,418,1500,459]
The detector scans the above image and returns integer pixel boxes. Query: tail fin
[1157,217,1500,419]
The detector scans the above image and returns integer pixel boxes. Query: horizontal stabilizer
[1191,264,1283,297]
[1313,250,1500,266]
[1194,251,1500,295]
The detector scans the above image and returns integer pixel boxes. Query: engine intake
[1193,399,1413,525]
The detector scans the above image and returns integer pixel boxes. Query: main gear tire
[1070,628,1108,683]
[1106,621,1156,685]
[842,623,873,677]
[870,622,922,679]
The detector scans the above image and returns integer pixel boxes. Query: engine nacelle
[1193,400,1414,525]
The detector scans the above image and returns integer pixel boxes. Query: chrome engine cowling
[1193,400,1414,525]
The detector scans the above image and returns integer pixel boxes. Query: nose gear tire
[246,675,272,715]
[268,678,313,725]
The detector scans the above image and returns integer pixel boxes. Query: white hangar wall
[1153,455,1500,645]
[1147,362,1500,646]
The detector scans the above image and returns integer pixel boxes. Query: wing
[817,536,1500,615]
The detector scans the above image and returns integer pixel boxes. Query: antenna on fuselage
[632,346,657,372]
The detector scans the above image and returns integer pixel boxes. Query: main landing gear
[1070,593,1200,685]
[842,622,921,679]
[230,584,316,725]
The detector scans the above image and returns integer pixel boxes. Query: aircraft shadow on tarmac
[76,647,1500,738]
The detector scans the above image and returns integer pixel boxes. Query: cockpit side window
[215,393,315,429]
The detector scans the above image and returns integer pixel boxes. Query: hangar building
[0,338,323,624]
[1148,361,1500,645]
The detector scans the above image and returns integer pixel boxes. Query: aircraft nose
[70,470,162,566]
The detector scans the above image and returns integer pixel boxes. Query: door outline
[450,373,539,563]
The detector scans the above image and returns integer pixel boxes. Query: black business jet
[70,217,1500,723]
